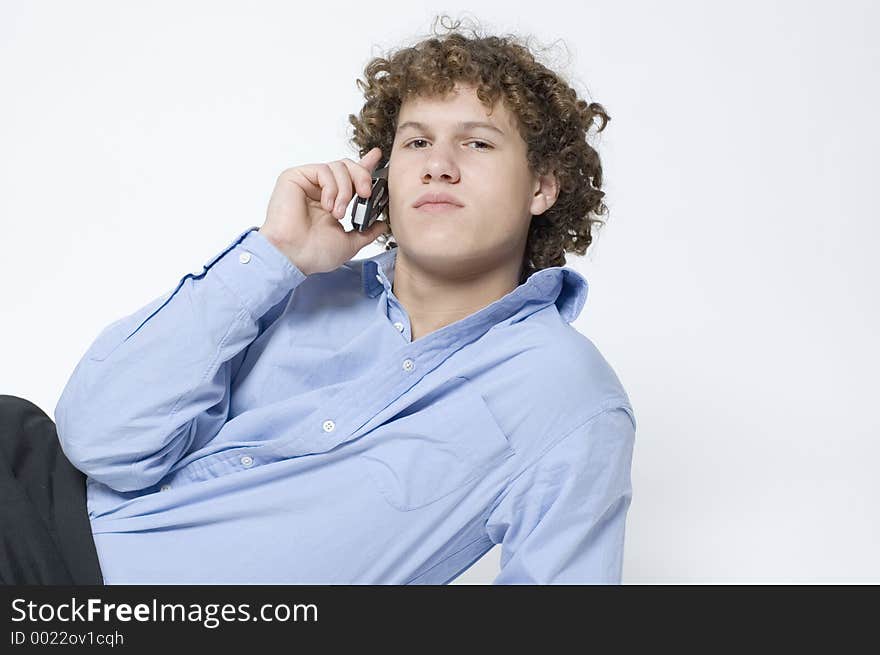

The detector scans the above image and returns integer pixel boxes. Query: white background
[1,1,878,583]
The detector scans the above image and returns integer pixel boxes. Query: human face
[386,82,549,277]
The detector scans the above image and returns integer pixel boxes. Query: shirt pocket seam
[358,378,515,512]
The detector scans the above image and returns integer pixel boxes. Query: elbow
[57,422,192,494]
[59,440,156,493]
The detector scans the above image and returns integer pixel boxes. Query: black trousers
[0,394,104,585]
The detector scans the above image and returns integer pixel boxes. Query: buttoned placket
[227,247,426,463]
[246,251,522,462]
[376,273,409,339]
[262,327,448,461]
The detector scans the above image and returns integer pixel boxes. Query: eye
[403,139,494,150]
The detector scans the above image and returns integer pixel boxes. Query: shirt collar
[359,247,589,324]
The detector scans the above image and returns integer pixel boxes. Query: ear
[529,170,560,216]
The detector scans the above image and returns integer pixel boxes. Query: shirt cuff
[204,226,308,320]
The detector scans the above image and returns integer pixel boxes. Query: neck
[390,248,524,341]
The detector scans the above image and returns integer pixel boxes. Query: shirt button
[393,321,404,332]
[240,455,254,467]
[239,251,252,264]
[323,420,336,432]
[402,358,414,372]
[160,484,171,492]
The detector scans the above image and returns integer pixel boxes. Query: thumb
[349,219,389,248]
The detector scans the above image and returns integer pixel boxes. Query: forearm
[54,226,306,492]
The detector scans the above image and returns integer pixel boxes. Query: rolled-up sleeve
[484,405,636,584]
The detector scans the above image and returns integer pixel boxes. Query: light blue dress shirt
[54,225,637,584]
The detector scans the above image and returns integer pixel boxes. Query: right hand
[259,146,390,276]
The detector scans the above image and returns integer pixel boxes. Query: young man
[2,20,636,585]
[358,83,557,343]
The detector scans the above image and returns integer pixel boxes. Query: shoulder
[513,313,633,412]
[477,314,636,465]
[533,322,634,424]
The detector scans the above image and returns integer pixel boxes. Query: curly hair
[347,14,611,285]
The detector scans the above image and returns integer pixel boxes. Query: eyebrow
[396,120,505,137]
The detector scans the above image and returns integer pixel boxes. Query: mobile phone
[351,157,389,232]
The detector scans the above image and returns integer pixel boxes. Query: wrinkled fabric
[54,225,636,584]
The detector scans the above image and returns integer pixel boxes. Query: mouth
[416,202,464,212]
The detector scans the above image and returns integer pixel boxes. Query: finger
[359,146,383,171]
[279,165,320,204]
[301,164,338,213]
[339,158,373,199]
[326,160,354,218]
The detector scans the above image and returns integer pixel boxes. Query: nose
[420,147,461,184]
